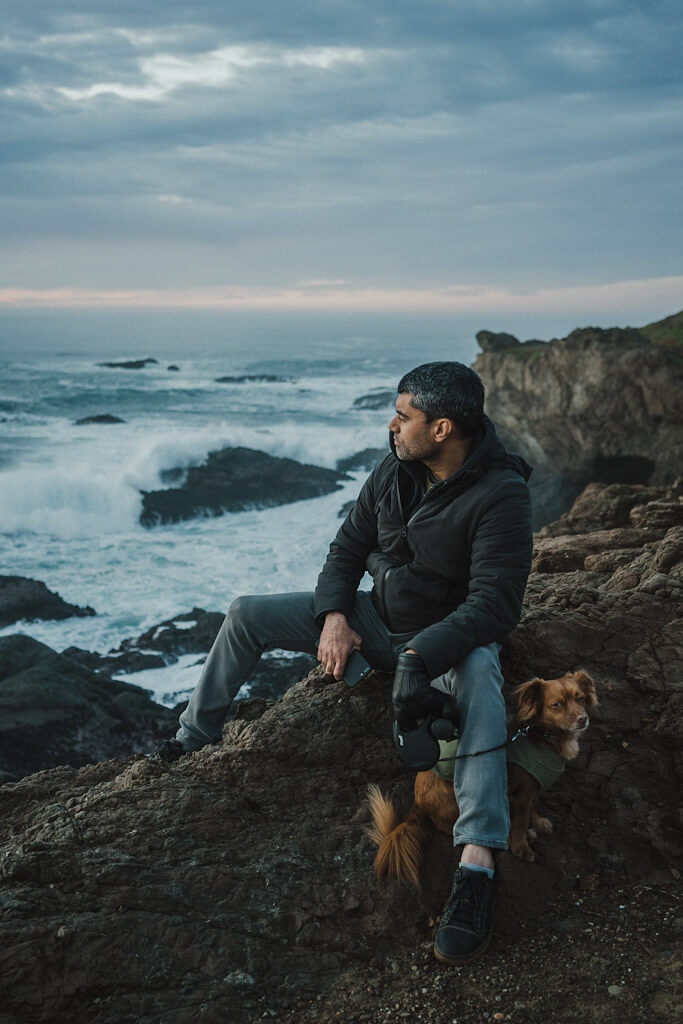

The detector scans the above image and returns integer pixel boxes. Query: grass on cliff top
[639,309,683,349]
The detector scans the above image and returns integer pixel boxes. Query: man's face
[389,392,438,462]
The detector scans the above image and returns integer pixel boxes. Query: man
[156,361,533,965]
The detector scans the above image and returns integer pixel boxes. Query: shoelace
[442,871,482,926]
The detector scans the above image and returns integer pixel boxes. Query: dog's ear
[513,677,545,723]
[573,670,598,710]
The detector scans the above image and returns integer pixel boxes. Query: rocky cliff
[474,316,683,527]
[0,481,680,1023]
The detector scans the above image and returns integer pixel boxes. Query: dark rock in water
[97,358,158,369]
[214,374,291,383]
[0,635,177,780]
[87,609,315,703]
[74,414,126,425]
[62,646,167,675]
[353,389,395,409]
[140,446,347,526]
[0,483,679,1020]
[474,321,683,528]
[167,365,180,371]
[337,448,386,472]
[0,576,95,628]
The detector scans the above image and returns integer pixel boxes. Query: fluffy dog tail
[366,783,431,887]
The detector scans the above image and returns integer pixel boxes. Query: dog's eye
[550,701,562,709]
[575,694,585,703]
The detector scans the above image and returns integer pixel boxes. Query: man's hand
[317,612,362,680]
[392,651,442,730]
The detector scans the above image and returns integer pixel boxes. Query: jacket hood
[389,414,533,488]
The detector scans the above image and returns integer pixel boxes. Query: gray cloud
[0,1,681,300]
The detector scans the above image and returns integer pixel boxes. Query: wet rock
[0,576,95,628]
[140,446,348,526]
[0,635,176,779]
[353,390,395,410]
[97,358,158,369]
[167,365,180,371]
[337,449,386,473]
[74,414,126,425]
[214,374,291,383]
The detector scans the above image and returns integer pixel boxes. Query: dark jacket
[313,416,533,679]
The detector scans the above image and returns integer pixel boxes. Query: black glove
[392,652,444,731]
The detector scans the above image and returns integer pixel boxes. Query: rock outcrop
[474,321,683,527]
[64,608,315,704]
[0,482,680,1021]
[0,636,177,782]
[140,446,348,526]
[0,576,95,628]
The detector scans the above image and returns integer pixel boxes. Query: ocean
[0,308,592,706]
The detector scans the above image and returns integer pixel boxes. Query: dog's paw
[526,828,537,840]
[532,814,553,834]
[510,839,536,863]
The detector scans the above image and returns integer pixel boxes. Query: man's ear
[513,677,545,723]
[432,417,454,442]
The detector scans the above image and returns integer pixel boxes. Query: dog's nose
[576,713,588,728]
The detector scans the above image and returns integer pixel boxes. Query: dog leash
[450,723,532,760]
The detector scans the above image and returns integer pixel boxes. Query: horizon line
[0,275,681,316]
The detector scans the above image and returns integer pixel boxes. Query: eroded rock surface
[0,482,681,1022]
[474,325,683,526]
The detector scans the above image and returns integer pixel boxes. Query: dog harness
[431,732,566,790]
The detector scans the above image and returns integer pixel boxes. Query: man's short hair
[397,361,485,438]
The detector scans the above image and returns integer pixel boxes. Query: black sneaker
[433,867,495,964]
[152,739,186,763]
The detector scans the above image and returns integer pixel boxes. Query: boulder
[0,635,177,780]
[140,446,348,526]
[474,320,683,527]
[0,576,95,628]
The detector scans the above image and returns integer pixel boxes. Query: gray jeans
[177,590,509,850]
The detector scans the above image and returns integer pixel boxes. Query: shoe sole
[433,929,493,966]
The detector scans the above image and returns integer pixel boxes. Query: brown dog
[368,670,597,885]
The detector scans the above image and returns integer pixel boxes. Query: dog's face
[514,671,598,735]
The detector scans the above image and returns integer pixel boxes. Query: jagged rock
[353,390,395,409]
[140,446,348,526]
[67,608,316,704]
[0,482,680,1021]
[74,414,126,425]
[0,576,95,628]
[0,636,177,780]
[167,365,180,371]
[474,323,683,527]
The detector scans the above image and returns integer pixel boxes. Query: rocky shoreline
[0,480,680,1022]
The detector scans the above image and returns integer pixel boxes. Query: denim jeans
[176,590,509,850]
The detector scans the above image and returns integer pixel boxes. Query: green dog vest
[431,732,566,791]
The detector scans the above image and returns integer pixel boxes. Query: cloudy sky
[1,0,681,316]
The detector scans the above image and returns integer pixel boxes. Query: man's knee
[226,594,262,635]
